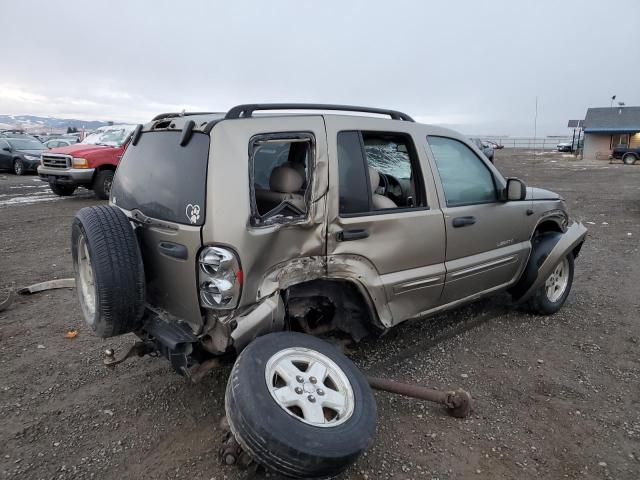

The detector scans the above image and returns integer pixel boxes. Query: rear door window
[111,131,210,225]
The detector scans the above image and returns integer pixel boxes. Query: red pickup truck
[38,124,136,199]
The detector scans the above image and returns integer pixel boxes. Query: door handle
[452,216,476,228]
[336,229,369,242]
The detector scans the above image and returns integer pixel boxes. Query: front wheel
[225,332,377,478]
[622,153,637,165]
[49,182,76,196]
[13,159,25,175]
[528,254,574,315]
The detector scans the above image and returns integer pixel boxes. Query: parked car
[0,136,47,175]
[37,124,136,199]
[611,144,639,165]
[484,140,504,149]
[469,137,494,162]
[556,138,582,152]
[44,138,76,149]
[71,104,586,479]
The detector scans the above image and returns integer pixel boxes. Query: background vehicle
[469,137,495,162]
[611,144,639,165]
[556,137,582,152]
[71,104,586,478]
[484,139,503,149]
[0,136,46,175]
[44,138,76,149]
[38,124,136,199]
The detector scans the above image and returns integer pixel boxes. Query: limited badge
[186,204,201,224]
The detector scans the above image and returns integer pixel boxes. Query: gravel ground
[1,151,639,480]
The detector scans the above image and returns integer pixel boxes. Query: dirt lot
[1,151,639,480]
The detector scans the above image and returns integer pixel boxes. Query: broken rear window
[111,131,210,226]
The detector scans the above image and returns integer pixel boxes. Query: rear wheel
[71,205,145,337]
[49,182,76,196]
[528,253,574,315]
[225,331,377,478]
[93,170,115,200]
[13,159,24,175]
[623,153,637,165]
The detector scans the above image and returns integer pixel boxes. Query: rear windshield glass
[111,131,210,226]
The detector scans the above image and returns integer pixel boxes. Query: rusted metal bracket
[219,417,254,469]
[103,341,157,367]
[183,358,221,384]
[367,376,473,418]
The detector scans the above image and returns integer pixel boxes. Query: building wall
[583,134,611,160]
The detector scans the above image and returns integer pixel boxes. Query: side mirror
[2,146,11,152]
[506,178,527,201]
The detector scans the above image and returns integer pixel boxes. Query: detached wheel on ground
[13,159,25,175]
[71,205,145,337]
[622,153,637,165]
[93,170,115,200]
[225,331,377,479]
[49,182,76,196]
[528,253,574,315]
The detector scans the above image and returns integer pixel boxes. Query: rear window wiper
[130,209,178,231]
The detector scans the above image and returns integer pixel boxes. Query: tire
[93,170,115,200]
[622,153,637,165]
[528,253,574,315]
[49,182,76,196]
[71,205,145,338]
[13,159,24,175]
[225,332,377,478]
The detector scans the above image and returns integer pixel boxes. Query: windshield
[8,139,45,151]
[111,131,210,226]
[82,126,135,147]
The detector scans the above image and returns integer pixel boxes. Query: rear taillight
[198,247,242,310]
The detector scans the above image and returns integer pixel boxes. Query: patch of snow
[0,194,62,207]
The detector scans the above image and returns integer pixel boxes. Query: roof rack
[151,111,220,121]
[224,103,415,122]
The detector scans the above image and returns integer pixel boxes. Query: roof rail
[225,103,415,122]
[151,111,220,121]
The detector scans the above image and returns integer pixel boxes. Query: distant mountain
[0,115,114,133]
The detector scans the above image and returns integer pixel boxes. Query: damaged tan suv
[72,104,586,478]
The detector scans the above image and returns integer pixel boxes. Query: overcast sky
[1,0,638,136]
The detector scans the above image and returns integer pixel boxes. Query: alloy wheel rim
[544,257,569,302]
[14,161,23,175]
[77,234,96,322]
[264,347,355,428]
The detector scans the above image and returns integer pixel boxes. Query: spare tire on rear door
[71,205,145,337]
[225,331,377,478]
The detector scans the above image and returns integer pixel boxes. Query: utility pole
[533,96,538,158]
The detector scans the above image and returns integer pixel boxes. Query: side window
[249,133,313,225]
[337,131,424,215]
[427,136,497,207]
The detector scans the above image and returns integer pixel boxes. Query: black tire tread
[225,332,376,478]
[93,170,114,200]
[72,205,145,337]
[49,183,76,196]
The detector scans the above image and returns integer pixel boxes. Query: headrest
[368,166,380,193]
[270,166,304,193]
[281,161,306,177]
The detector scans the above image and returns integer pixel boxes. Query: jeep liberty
[71,104,587,478]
